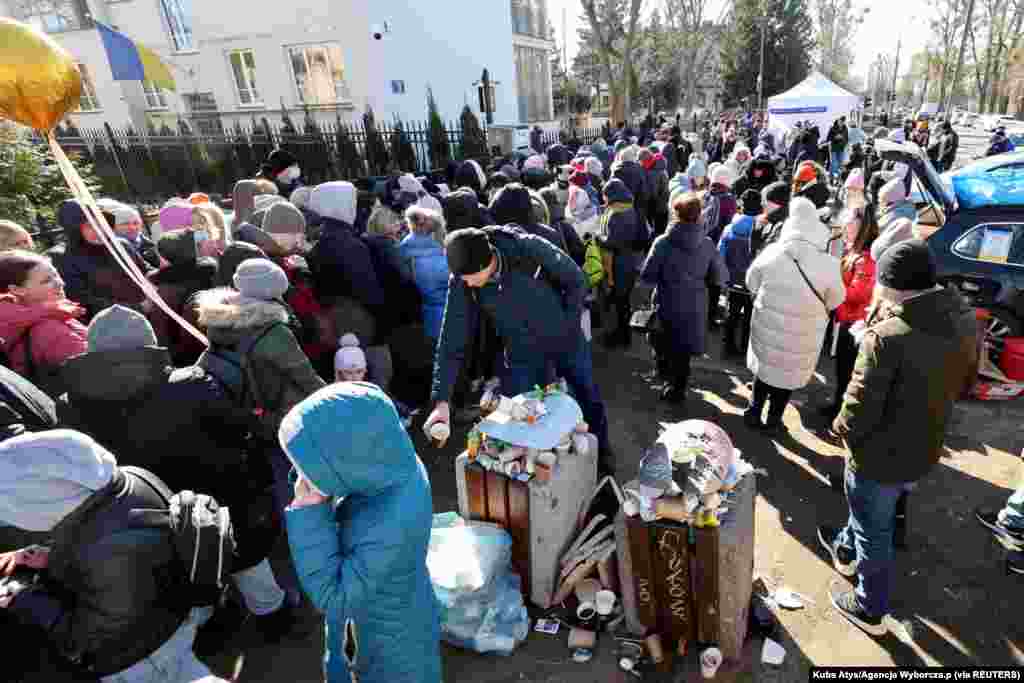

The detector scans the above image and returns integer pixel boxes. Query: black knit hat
[445,228,494,276]
[265,148,297,176]
[877,239,936,291]
[740,189,762,216]
[761,181,789,206]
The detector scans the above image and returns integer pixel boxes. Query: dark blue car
[889,142,1024,362]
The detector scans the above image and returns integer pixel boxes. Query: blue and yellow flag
[96,22,175,91]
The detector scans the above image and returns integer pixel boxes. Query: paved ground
[189,331,1022,683]
[12,134,1024,681]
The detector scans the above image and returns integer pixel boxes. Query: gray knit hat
[87,304,158,353]
[233,258,289,301]
[258,199,306,235]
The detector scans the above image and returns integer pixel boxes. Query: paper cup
[568,627,596,650]
[575,602,597,622]
[595,589,616,616]
[700,646,723,678]
[428,422,450,445]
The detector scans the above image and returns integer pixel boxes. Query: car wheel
[985,307,1023,368]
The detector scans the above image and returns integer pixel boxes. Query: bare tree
[582,0,646,124]
[661,0,718,115]
[814,0,868,87]
[969,0,1024,112]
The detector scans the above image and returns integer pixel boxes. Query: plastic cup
[700,646,723,678]
[428,422,450,446]
[576,601,597,621]
[595,589,616,616]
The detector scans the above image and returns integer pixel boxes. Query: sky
[547,0,933,86]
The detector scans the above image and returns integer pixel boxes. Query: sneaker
[975,508,1024,551]
[817,525,858,577]
[194,596,247,656]
[828,583,886,636]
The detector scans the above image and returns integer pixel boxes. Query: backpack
[124,467,236,607]
[583,240,606,288]
[196,323,284,438]
[0,365,57,442]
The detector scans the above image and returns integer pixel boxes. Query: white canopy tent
[765,71,862,143]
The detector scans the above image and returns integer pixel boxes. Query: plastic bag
[427,522,512,598]
[428,514,529,655]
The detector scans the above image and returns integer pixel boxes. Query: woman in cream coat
[745,197,846,430]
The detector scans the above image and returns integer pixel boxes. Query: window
[952,223,1024,266]
[75,63,100,111]
[159,0,194,51]
[228,49,261,105]
[143,81,169,110]
[12,0,92,32]
[287,43,351,106]
[184,92,221,135]
[514,44,552,122]
[511,0,548,39]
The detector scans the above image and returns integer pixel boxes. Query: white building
[1,0,555,132]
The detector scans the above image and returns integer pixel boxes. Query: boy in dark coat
[717,189,760,357]
[597,179,644,349]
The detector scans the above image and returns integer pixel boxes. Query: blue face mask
[194,229,209,244]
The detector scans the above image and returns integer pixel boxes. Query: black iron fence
[52,116,609,202]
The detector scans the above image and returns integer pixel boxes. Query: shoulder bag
[788,254,829,313]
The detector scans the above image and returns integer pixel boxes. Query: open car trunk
[874,139,958,238]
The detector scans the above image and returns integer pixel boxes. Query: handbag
[630,306,662,333]
[788,255,829,313]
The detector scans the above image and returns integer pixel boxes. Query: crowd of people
[0,112,1019,683]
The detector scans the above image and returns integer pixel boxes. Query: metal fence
[52,116,610,201]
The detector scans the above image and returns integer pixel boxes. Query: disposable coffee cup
[595,590,616,616]
[576,601,597,621]
[700,646,723,678]
[428,422,450,446]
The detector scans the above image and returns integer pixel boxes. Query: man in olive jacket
[818,240,976,637]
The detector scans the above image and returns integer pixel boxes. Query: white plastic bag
[427,522,511,597]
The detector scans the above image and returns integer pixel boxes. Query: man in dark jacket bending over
[423,227,613,475]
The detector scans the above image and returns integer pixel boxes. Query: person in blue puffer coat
[400,206,450,342]
[280,382,440,683]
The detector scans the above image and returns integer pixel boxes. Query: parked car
[880,141,1024,362]
[883,142,1024,363]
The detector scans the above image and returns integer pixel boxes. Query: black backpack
[196,323,284,438]
[126,467,235,607]
[0,365,57,442]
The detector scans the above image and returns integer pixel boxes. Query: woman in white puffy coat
[745,197,845,430]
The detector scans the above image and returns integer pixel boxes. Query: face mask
[193,229,210,244]
[279,165,301,183]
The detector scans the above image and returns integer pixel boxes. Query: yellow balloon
[0,18,82,132]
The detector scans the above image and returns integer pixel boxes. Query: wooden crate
[455,435,598,608]
[615,472,756,663]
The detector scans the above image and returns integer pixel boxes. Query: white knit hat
[711,164,734,188]
[334,333,367,372]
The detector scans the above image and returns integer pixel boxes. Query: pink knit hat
[158,205,194,231]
